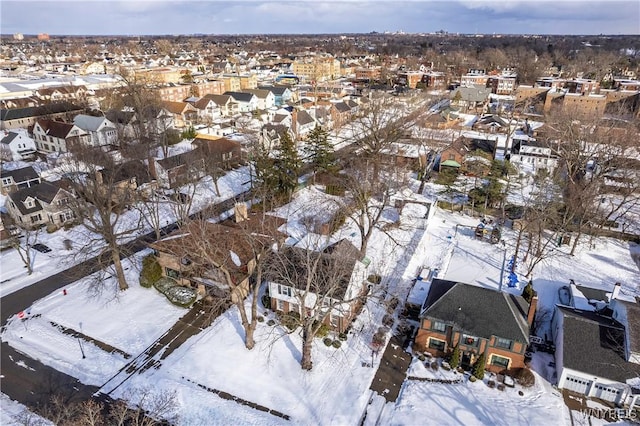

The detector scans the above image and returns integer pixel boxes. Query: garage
[564,375,593,394]
[593,383,623,403]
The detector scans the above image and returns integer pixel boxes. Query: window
[490,355,510,368]
[30,214,41,223]
[330,314,339,328]
[462,334,479,347]
[165,268,180,279]
[290,303,300,315]
[277,284,292,297]
[1,178,11,185]
[276,299,285,311]
[428,338,445,351]
[495,337,512,350]
[431,321,446,332]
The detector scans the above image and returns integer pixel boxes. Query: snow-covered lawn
[1,252,186,386]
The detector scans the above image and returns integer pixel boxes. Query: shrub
[449,344,460,369]
[261,294,271,309]
[518,390,524,396]
[278,312,300,331]
[331,340,341,349]
[323,337,333,346]
[457,367,464,374]
[46,223,58,233]
[497,384,505,391]
[487,380,496,388]
[367,274,382,284]
[431,361,439,371]
[338,332,348,341]
[472,353,486,380]
[63,239,73,251]
[153,277,178,294]
[469,375,477,383]
[382,314,394,327]
[267,319,276,326]
[140,254,162,288]
[442,364,451,371]
[513,368,535,388]
[315,323,330,338]
[418,354,426,361]
[257,316,265,323]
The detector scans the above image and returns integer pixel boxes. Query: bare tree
[61,146,144,292]
[264,235,368,370]
[8,224,39,275]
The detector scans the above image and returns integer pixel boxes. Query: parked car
[32,243,52,253]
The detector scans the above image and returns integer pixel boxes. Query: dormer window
[24,198,35,208]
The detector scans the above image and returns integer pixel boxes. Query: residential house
[510,138,559,173]
[331,101,353,128]
[1,166,41,195]
[94,160,154,206]
[0,102,84,130]
[199,94,237,117]
[244,89,276,110]
[439,138,470,171]
[72,114,118,148]
[258,86,293,106]
[161,101,198,129]
[414,279,533,372]
[423,109,461,130]
[6,181,76,229]
[265,239,369,333]
[32,119,90,153]
[223,92,259,112]
[292,109,317,139]
[551,282,640,406]
[450,86,491,112]
[0,130,37,161]
[149,216,285,299]
[191,97,223,123]
[35,85,88,103]
[104,110,137,140]
[191,135,243,169]
[150,149,206,189]
[260,123,294,151]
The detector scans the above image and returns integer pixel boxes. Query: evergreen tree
[274,131,300,195]
[521,280,536,303]
[449,343,460,368]
[304,125,335,176]
[472,352,486,379]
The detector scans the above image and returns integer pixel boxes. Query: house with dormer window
[414,279,534,372]
[6,181,76,229]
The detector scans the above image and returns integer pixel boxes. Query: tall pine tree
[304,125,335,177]
[275,131,300,195]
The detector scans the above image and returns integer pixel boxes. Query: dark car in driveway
[32,243,52,253]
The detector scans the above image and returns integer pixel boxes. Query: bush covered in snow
[153,277,196,307]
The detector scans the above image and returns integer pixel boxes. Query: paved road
[0,192,249,416]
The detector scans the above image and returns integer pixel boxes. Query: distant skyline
[2,0,639,36]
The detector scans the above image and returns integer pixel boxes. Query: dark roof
[259,86,289,96]
[334,102,351,113]
[201,94,233,106]
[223,92,256,103]
[105,110,135,125]
[296,110,315,126]
[8,181,65,215]
[623,301,640,356]
[0,166,39,182]
[156,149,203,171]
[559,307,640,382]
[264,240,361,300]
[192,137,241,155]
[35,119,76,139]
[421,279,530,343]
[0,102,82,122]
[1,133,19,145]
[99,160,151,185]
[575,285,609,303]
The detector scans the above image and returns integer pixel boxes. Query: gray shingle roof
[223,92,256,103]
[0,166,39,182]
[0,102,82,122]
[73,114,111,132]
[421,279,530,343]
[560,307,640,382]
[1,133,19,145]
[8,181,63,215]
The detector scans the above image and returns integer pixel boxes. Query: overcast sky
[2,1,639,36]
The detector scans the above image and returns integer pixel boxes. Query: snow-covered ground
[1,175,639,424]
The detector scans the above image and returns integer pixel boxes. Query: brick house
[414,279,534,373]
[265,239,369,333]
[191,135,243,169]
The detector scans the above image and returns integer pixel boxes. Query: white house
[223,92,259,112]
[72,114,118,147]
[32,119,90,153]
[6,181,76,229]
[0,129,37,161]
[244,89,276,110]
[265,239,369,333]
[551,283,640,406]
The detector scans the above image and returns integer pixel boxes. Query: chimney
[234,203,248,223]
[527,295,538,327]
[611,282,621,301]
